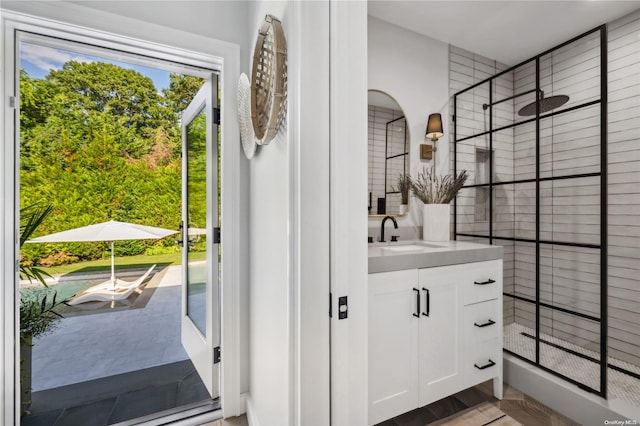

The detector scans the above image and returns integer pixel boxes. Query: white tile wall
[450,9,640,370]
[607,9,640,367]
[449,46,516,325]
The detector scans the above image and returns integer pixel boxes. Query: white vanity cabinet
[368,259,503,425]
[418,265,463,406]
[369,269,420,423]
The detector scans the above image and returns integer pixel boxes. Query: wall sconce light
[426,113,444,142]
[420,113,444,175]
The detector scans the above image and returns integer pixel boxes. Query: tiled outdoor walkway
[32,265,187,390]
[23,265,216,425]
[23,359,214,426]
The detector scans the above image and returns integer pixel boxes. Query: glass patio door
[181,75,220,398]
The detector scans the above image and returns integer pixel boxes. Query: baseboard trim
[236,392,248,416]
[246,396,259,426]
[504,353,640,423]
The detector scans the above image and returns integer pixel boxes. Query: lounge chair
[84,264,157,293]
[68,264,156,305]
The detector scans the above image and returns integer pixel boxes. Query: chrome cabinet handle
[474,319,496,328]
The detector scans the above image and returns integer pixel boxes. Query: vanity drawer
[461,260,502,305]
[464,338,501,385]
[463,299,501,344]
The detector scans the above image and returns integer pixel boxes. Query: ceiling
[368,1,640,65]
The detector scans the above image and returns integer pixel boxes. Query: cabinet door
[369,269,420,425]
[418,266,462,406]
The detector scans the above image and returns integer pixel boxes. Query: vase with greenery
[394,174,412,215]
[19,204,67,415]
[411,167,468,241]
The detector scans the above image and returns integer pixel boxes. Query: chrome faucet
[380,215,398,243]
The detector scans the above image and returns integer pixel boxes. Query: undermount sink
[381,242,446,253]
[382,244,425,252]
[420,242,446,248]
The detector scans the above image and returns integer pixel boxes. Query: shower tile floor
[504,323,640,408]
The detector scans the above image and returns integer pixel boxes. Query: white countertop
[368,240,503,273]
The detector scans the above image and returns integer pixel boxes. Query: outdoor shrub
[145,244,178,256]
[19,63,193,266]
[19,290,63,340]
[39,251,79,267]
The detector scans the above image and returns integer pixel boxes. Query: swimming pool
[19,273,155,316]
[20,279,94,303]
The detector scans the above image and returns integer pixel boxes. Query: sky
[20,42,171,92]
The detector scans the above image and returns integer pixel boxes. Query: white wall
[329,2,368,425]
[245,1,291,422]
[245,1,330,425]
[367,16,449,236]
[67,1,248,48]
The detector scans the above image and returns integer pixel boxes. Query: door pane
[187,108,207,335]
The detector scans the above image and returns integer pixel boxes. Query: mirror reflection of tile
[368,99,408,216]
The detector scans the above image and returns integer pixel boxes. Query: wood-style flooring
[377,380,579,426]
[202,380,579,426]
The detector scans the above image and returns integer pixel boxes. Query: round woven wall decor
[251,14,287,146]
[238,73,256,159]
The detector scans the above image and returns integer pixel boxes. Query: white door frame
[329,1,369,425]
[0,8,243,424]
[181,76,220,399]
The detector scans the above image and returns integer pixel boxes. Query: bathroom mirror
[368,90,409,217]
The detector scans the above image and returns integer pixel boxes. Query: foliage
[39,251,79,267]
[19,65,204,266]
[38,251,199,277]
[144,244,179,256]
[393,174,412,205]
[19,204,67,342]
[411,167,468,204]
[163,73,207,114]
[19,204,53,285]
[19,292,63,342]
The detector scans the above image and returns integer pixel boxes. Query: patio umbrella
[27,220,178,285]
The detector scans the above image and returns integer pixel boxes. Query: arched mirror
[368,90,410,217]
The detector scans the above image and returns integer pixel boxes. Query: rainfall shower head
[517,94,569,117]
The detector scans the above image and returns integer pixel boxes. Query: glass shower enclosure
[452,25,613,399]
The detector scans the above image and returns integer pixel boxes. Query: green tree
[19,61,198,266]
[162,73,206,114]
[47,61,175,158]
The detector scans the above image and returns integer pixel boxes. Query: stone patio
[32,265,188,391]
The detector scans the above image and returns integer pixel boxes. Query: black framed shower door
[452,25,609,398]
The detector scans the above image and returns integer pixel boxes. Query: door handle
[175,221,184,246]
[421,287,430,317]
[474,279,496,285]
[412,288,420,318]
[474,319,496,328]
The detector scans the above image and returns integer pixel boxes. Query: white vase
[422,204,450,241]
[399,204,408,215]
